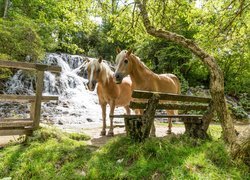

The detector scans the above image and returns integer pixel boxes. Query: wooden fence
[0,60,61,136]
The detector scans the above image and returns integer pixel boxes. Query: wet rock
[58,120,63,125]
[62,111,69,114]
[63,103,69,108]
[87,118,93,122]
[82,105,86,108]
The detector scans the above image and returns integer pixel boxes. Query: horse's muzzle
[87,80,96,91]
[114,72,123,84]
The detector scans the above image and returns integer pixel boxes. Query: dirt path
[0,122,185,147]
[1,122,249,148]
[83,123,185,147]
[0,136,20,147]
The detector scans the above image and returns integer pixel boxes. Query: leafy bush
[239,93,250,112]
[230,105,248,120]
[0,15,44,62]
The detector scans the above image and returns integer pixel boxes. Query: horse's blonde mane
[131,54,151,71]
[116,50,152,73]
[115,50,127,64]
[85,58,113,84]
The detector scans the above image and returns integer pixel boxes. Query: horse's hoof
[107,131,114,137]
[100,131,106,136]
[167,130,172,134]
[150,134,156,137]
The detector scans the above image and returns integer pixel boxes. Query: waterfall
[2,53,124,129]
[42,53,102,126]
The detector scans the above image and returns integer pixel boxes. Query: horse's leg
[134,109,140,115]
[166,110,175,134]
[107,100,115,137]
[100,103,107,136]
[124,105,131,115]
[124,105,131,133]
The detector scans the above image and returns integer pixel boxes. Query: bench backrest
[130,90,211,111]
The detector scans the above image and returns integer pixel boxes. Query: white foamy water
[2,53,125,129]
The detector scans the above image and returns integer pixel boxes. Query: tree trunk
[231,127,250,166]
[202,102,215,132]
[184,118,209,139]
[3,0,9,18]
[125,93,159,142]
[135,0,237,144]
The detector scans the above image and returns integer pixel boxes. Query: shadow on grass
[90,133,126,147]
[86,134,250,179]
[0,127,97,179]
[0,127,249,179]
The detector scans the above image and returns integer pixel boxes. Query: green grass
[0,128,93,179]
[0,126,249,179]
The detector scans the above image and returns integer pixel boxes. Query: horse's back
[157,73,180,94]
[162,73,180,94]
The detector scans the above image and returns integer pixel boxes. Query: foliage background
[0,0,249,112]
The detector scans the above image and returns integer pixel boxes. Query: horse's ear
[127,49,132,56]
[86,58,90,63]
[98,56,103,63]
[116,47,121,54]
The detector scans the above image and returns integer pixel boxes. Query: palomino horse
[84,57,132,136]
[114,49,181,135]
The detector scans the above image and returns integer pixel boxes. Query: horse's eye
[124,59,128,64]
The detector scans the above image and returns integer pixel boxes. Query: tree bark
[135,0,237,144]
[231,127,250,166]
[125,93,159,142]
[184,118,209,139]
[3,0,9,18]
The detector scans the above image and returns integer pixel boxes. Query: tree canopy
[0,0,249,95]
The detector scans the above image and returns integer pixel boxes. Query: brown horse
[84,57,132,136]
[114,49,181,135]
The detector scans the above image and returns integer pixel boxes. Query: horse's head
[85,57,103,91]
[114,48,133,84]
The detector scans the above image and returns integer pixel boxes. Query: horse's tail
[175,77,181,95]
[172,76,181,115]
[164,73,181,116]
[165,73,181,94]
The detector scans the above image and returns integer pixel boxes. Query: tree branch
[135,0,237,145]
[3,0,9,18]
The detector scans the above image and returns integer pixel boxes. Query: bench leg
[184,118,208,139]
[124,118,129,135]
[150,123,156,137]
[125,118,144,142]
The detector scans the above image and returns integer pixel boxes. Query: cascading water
[1,53,124,130]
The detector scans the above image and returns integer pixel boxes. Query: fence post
[33,65,47,129]
[30,101,35,121]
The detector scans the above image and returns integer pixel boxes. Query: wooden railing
[0,60,61,136]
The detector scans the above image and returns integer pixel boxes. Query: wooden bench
[0,60,61,136]
[111,90,213,141]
